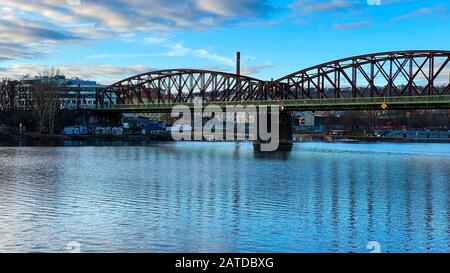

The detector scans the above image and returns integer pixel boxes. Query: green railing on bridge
[95,95,450,112]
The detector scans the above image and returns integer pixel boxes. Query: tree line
[0,68,65,135]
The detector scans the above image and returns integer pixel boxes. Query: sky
[0,0,449,84]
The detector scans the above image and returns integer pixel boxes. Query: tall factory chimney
[236,51,241,76]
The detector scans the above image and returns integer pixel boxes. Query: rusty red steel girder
[268,50,450,100]
[98,69,266,105]
[98,50,450,106]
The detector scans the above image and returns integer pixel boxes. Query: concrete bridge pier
[253,109,293,152]
[278,110,294,151]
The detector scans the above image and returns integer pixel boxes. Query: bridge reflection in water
[0,142,448,252]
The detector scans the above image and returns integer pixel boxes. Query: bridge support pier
[253,109,293,152]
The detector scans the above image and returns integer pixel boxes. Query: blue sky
[0,0,449,84]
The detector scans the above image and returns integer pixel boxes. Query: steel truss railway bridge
[96,50,450,112]
[2,50,450,150]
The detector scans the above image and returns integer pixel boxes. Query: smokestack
[236,51,241,76]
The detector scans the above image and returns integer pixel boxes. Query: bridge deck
[95,95,450,113]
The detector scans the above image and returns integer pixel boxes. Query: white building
[18,75,106,110]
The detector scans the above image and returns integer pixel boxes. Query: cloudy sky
[0,0,449,84]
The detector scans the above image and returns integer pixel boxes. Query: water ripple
[0,142,449,253]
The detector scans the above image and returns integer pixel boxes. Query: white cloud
[193,49,235,66]
[145,36,168,45]
[241,63,274,76]
[392,5,446,21]
[289,0,361,13]
[164,43,192,57]
[0,60,274,84]
[332,22,369,30]
[86,41,235,67]
[195,0,272,17]
[0,64,150,84]
[157,43,235,66]
[0,0,274,62]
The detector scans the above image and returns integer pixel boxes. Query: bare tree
[322,111,338,131]
[0,80,7,112]
[29,68,64,135]
[0,79,19,112]
[365,110,382,130]
[342,111,363,130]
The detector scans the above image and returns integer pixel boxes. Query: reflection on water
[0,142,449,253]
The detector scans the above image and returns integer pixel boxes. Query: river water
[0,142,448,253]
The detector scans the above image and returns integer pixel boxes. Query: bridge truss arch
[96,51,450,111]
[98,69,266,106]
[269,50,450,100]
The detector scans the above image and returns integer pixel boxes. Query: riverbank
[2,131,450,145]
[0,131,174,146]
[294,133,450,143]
